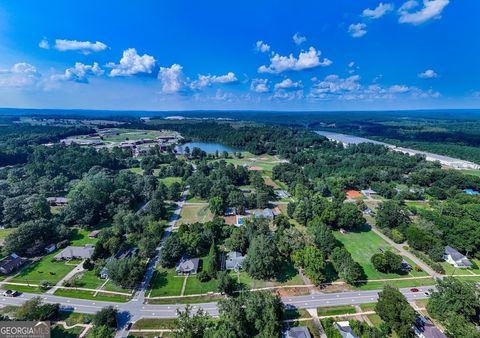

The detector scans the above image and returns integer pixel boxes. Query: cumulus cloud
[309,74,439,101]
[293,33,307,45]
[54,39,108,54]
[38,39,49,49]
[158,64,188,94]
[0,62,40,87]
[418,69,438,79]
[274,78,302,90]
[398,0,449,25]
[250,78,269,93]
[363,3,394,19]
[258,47,332,74]
[349,23,367,38]
[52,62,104,83]
[108,48,156,77]
[255,41,271,53]
[191,72,238,89]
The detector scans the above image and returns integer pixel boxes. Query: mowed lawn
[10,252,78,285]
[334,229,427,280]
[148,269,184,297]
[177,204,213,226]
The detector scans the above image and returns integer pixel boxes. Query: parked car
[126,322,133,331]
[410,288,419,292]
[2,290,19,297]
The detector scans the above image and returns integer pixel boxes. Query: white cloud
[418,69,438,79]
[348,61,355,68]
[38,39,49,49]
[0,62,40,87]
[108,48,156,77]
[274,78,302,90]
[398,0,449,25]
[293,33,307,45]
[363,3,394,19]
[258,47,332,74]
[54,39,108,54]
[255,41,271,53]
[191,72,238,88]
[349,23,367,38]
[158,64,187,94]
[250,79,269,93]
[52,62,104,83]
[309,74,439,101]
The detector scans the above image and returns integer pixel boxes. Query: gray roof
[225,251,246,270]
[415,317,447,338]
[0,253,27,274]
[175,257,200,274]
[283,326,312,338]
[335,322,359,338]
[54,245,94,260]
[254,208,274,219]
[444,246,472,267]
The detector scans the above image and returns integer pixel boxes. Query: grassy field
[354,277,435,290]
[440,259,480,276]
[160,176,182,186]
[223,152,283,177]
[460,169,480,177]
[10,252,78,285]
[184,275,218,295]
[0,228,14,239]
[334,228,427,280]
[148,269,184,297]
[317,305,357,316]
[0,283,43,294]
[132,318,177,330]
[51,326,83,338]
[177,204,213,226]
[54,288,130,302]
[74,270,104,289]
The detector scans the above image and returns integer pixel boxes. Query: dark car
[410,288,419,292]
[126,322,133,331]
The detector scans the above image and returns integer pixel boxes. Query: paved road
[0,286,433,319]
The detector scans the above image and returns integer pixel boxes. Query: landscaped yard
[0,228,14,240]
[440,259,480,276]
[148,269,184,297]
[184,275,218,295]
[334,228,427,280]
[160,176,183,186]
[54,288,130,302]
[317,305,356,316]
[177,204,213,226]
[9,252,78,285]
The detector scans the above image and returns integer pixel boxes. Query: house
[275,190,291,199]
[414,316,447,338]
[443,246,472,268]
[54,244,94,261]
[346,190,362,199]
[46,197,69,206]
[360,189,377,198]
[463,189,480,196]
[88,230,101,238]
[224,251,246,271]
[45,244,56,254]
[175,256,200,275]
[0,253,27,275]
[254,208,275,219]
[282,326,312,338]
[335,321,359,338]
[362,208,374,216]
[225,207,237,216]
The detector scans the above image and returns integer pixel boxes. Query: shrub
[197,271,211,282]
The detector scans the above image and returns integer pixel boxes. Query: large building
[54,245,94,261]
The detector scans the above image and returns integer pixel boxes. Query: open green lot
[334,228,427,280]
[354,277,435,290]
[440,259,480,276]
[222,152,284,177]
[148,269,184,297]
[0,228,14,239]
[10,252,77,285]
[160,176,183,186]
[184,275,218,295]
[54,288,130,302]
[317,305,357,316]
[177,204,213,226]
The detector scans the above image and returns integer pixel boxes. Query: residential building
[414,316,447,338]
[175,256,200,275]
[88,230,101,238]
[46,197,69,206]
[335,321,359,338]
[254,208,275,219]
[225,207,237,216]
[463,189,480,196]
[54,244,94,261]
[283,326,312,338]
[0,253,27,275]
[224,251,246,271]
[444,246,472,268]
[360,189,377,197]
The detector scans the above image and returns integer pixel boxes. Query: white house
[444,246,472,268]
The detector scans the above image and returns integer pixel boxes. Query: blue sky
[0,0,479,111]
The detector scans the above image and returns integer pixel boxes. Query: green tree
[375,286,416,338]
[308,218,337,256]
[217,270,236,295]
[204,241,218,279]
[209,196,225,216]
[174,305,214,338]
[93,306,118,328]
[243,234,280,280]
[292,246,326,285]
[15,297,59,321]
[338,203,365,229]
[88,325,115,338]
[375,200,411,229]
[159,235,185,268]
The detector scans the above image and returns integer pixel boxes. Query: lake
[176,142,238,154]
